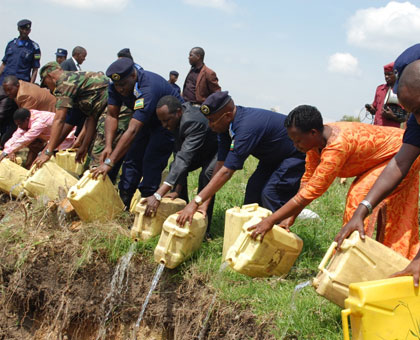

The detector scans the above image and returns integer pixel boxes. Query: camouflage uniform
[54,71,109,118]
[90,105,133,167]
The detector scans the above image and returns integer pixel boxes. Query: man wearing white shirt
[61,46,86,71]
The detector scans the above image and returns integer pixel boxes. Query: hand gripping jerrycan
[342,276,420,340]
[154,212,208,269]
[54,149,85,177]
[130,198,186,241]
[0,159,28,197]
[67,170,125,222]
[23,159,78,201]
[222,203,272,261]
[225,216,303,277]
[312,231,410,308]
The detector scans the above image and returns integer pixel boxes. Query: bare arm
[30,68,38,83]
[104,105,120,150]
[0,63,5,76]
[335,143,420,247]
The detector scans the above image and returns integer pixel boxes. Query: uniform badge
[134,98,144,110]
[230,140,235,151]
[201,105,210,115]
[111,73,120,81]
[34,54,41,60]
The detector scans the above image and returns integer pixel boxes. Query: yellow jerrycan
[222,203,272,261]
[225,216,303,277]
[23,159,78,201]
[342,276,420,340]
[312,231,410,308]
[67,170,125,222]
[154,212,208,269]
[0,159,28,197]
[129,189,141,213]
[54,149,85,177]
[130,197,186,241]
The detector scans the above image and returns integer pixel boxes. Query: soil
[0,198,275,340]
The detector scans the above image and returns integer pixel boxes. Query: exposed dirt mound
[0,199,274,340]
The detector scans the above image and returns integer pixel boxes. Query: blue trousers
[244,153,305,212]
[118,125,174,206]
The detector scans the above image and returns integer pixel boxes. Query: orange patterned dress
[294,122,420,259]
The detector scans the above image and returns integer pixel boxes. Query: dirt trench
[0,199,274,340]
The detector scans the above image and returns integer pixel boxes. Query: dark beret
[200,91,232,116]
[393,43,420,92]
[117,48,133,60]
[55,48,68,57]
[106,57,135,82]
[170,70,179,77]
[17,19,31,29]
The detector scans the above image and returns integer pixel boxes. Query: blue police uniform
[218,106,306,212]
[108,65,184,204]
[0,38,41,85]
[169,82,181,95]
[402,114,420,147]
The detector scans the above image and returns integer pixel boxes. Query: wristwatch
[153,192,162,201]
[194,195,203,206]
[104,158,114,168]
[44,149,53,156]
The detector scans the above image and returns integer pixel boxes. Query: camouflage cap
[40,61,62,85]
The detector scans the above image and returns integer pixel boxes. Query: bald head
[398,60,420,119]
[399,60,420,94]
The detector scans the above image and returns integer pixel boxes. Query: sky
[1,0,420,122]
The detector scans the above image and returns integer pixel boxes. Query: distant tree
[340,115,360,122]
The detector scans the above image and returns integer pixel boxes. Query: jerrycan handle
[28,163,39,176]
[162,232,174,255]
[341,308,351,340]
[318,241,337,272]
[77,172,96,188]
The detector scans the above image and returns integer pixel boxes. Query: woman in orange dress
[249,105,420,259]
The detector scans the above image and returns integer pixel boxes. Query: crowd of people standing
[1,19,420,286]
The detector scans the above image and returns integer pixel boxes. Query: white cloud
[327,52,361,76]
[183,0,236,12]
[44,0,129,11]
[347,1,420,51]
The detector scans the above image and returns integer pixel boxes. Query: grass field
[180,156,347,339]
[0,154,351,339]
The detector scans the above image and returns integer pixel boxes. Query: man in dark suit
[143,95,218,235]
[182,47,221,104]
[61,46,87,71]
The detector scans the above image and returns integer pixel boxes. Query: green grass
[181,156,349,339]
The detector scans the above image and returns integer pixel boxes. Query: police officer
[177,91,306,226]
[168,71,181,94]
[34,62,109,167]
[143,95,218,233]
[55,48,68,65]
[91,58,183,208]
[0,19,41,85]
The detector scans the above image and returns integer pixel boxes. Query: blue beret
[117,48,132,60]
[106,58,134,82]
[170,70,179,76]
[200,91,231,116]
[17,19,31,29]
[55,48,68,57]
[394,43,420,92]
